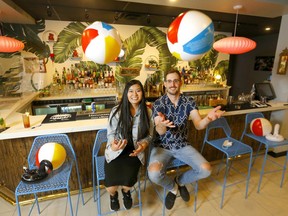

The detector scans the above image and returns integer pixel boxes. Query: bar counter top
[1,99,288,140]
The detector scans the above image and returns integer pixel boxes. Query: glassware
[22,112,30,128]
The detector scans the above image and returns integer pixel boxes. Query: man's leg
[148,147,178,209]
[173,145,212,185]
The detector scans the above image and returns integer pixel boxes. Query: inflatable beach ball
[82,21,121,64]
[250,118,272,136]
[36,142,67,171]
[167,10,214,61]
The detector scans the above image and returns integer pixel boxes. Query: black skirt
[104,141,141,187]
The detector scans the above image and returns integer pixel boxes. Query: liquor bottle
[104,71,109,88]
[62,67,67,85]
[53,69,58,84]
[66,68,71,83]
[56,69,61,85]
[110,71,115,84]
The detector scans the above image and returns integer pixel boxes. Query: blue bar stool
[240,112,288,193]
[15,133,84,216]
[201,117,253,208]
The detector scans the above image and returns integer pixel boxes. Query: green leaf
[53,22,88,63]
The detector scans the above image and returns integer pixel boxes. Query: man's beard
[167,87,179,96]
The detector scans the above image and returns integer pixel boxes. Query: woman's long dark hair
[109,80,150,142]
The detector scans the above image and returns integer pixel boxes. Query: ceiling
[1,0,288,37]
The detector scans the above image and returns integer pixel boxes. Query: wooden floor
[1,153,288,216]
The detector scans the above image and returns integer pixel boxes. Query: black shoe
[122,189,132,210]
[165,191,176,210]
[175,177,190,202]
[110,191,120,211]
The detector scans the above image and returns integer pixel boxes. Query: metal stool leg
[257,147,269,193]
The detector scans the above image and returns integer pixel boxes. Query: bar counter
[0,97,288,204]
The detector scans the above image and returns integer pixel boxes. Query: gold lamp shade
[213,36,256,54]
[0,36,24,52]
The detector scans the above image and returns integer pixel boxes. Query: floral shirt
[152,94,198,150]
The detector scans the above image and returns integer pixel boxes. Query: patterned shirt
[152,94,198,150]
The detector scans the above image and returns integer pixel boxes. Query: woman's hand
[129,141,147,157]
[111,139,127,151]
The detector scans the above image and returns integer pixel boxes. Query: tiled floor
[1,154,288,216]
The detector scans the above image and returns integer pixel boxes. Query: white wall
[271,14,288,137]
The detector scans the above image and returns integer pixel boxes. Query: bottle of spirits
[62,67,67,85]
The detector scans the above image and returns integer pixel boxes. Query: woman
[104,80,153,211]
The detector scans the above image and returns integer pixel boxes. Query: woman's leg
[106,186,119,195]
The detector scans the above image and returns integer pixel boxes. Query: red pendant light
[213,5,256,55]
[0,36,24,53]
[213,36,256,54]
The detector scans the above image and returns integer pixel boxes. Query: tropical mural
[0,19,229,97]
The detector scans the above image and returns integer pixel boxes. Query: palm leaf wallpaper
[0,20,229,96]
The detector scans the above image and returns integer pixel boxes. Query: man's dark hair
[164,69,181,81]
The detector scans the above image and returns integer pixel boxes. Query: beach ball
[250,118,272,136]
[166,10,214,61]
[82,21,121,64]
[36,142,67,170]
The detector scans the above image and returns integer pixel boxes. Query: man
[148,69,224,210]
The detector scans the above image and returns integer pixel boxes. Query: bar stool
[15,134,84,216]
[201,117,253,208]
[92,129,142,216]
[240,112,288,193]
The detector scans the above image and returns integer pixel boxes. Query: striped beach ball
[36,142,67,170]
[82,21,121,64]
[167,10,214,61]
[250,118,272,136]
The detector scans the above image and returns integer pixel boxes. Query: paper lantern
[0,36,24,52]
[81,21,121,64]
[36,142,67,170]
[213,37,256,54]
[250,118,272,136]
[213,5,256,55]
[166,10,214,61]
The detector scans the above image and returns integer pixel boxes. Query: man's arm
[190,106,224,130]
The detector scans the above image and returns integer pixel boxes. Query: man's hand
[155,112,176,128]
[206,106,225,121]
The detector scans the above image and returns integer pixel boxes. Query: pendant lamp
[0,36,24,53]
[213,5,256,54]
